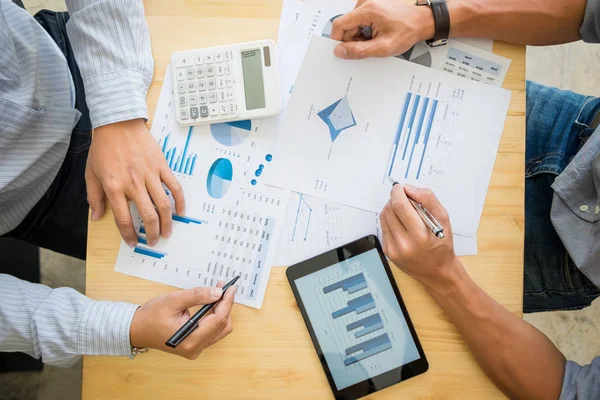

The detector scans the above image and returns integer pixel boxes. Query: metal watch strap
[416,0,450,47]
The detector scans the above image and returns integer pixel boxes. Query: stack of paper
[112,0,512,309]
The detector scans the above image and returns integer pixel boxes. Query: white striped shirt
[0,0,153,366]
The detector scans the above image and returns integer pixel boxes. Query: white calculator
[172,40,282,126]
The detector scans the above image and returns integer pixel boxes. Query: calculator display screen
[241,49,266,110]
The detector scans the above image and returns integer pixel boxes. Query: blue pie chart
[206,158,233,199]
[210,120,252,146]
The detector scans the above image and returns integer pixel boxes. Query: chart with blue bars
[322,272,393,366]
[159,126,198,177]
[385,92,439,182]
[133,214,208,260]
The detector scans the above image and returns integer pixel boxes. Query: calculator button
[178,95,187,107]
[220,103,228,115]
[187,81,196,92]
[180,108,189,120]
[194,54,203,65]
[215,52,224,63]
[205,54,214,64]
[177,82,186,94]
[207,78,216,90]
[189,94,198,106]
[217,78,226,89]
[210,105,219,116]
[225,62,232,75]
[206,66,215,77]
[224,50,232,61]
[197,80,207,91]
[200,106,209,118]
[218,90,226,102]
[186,67,195,80]
[175,56,191,68]
[195,66,205,78]
[216,64,225,76]
[208,91,218,103]
[229,103,237,114]
[225,78,233,87]
[176,70,185,81]
[198,93,207,104]
[226,88,234,101]
[190,106,199,119]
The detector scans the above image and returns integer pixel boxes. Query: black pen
[165,275,240,348]
[387,176,445,239]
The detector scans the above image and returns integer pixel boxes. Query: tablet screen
[295,248,420,390]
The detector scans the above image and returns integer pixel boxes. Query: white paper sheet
[267,37,511,238]
[277,0,304,62]
[114,66,289,309]
[274,193,380,266]
[278,0,509,102]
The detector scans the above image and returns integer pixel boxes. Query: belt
[590,108,600,130]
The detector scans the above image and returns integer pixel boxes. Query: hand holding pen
[380,179,459,286]
[129,278,238,360]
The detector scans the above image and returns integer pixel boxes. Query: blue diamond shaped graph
[318,95,357,142]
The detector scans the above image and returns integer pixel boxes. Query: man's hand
[86,119,185,247]
[130,283,236,360]
[380,184,459,289]
[330,0,435,59]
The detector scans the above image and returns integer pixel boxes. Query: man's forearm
[447,0,587,45]
[424,261,566,400]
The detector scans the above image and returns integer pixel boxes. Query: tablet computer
[286,235,428,400]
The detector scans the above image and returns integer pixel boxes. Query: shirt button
[596,205,600,215]
[579,205,589,212]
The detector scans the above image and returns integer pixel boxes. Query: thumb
[403,185,450,225]
[85,168,106,222]
[171,287,223,310]
[334,37,393,59]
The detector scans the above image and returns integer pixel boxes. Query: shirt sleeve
[559,357,600,400]
[580,0,600,43]
[64,0,154,128]
[0,273,138,367]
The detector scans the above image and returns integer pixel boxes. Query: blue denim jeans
[3,10,91,260]
[524,81,600,312]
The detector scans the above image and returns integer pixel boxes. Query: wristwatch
[128,346,149,360]
[415,0,450,47]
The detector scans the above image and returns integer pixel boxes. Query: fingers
[109,194,138,247]
[161,169,186,216]
[334,37,394,59]
[404,185,450,226]
[147,177,173,239]
[171,286,224,310]
[85,167,106,222]
[213,284,237,319]
[133,192,161,246]
[380,212,400,259]
[390,184,426,233]
[330,8,370,41]
[382,200,407,239]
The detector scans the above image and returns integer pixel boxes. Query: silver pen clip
[387,176,445,239]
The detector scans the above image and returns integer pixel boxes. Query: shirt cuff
[79,301,139,357]
[83,69,150,129]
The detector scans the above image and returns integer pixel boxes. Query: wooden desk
[82,1,525,398]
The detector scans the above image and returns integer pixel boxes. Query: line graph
[291,192,313,241]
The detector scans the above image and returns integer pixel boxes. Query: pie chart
[210,120,252,147]
[397,42,432,68]
[322,15,342,38]
[206,158,233,199]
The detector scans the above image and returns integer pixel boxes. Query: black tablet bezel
[286,235,429,400]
